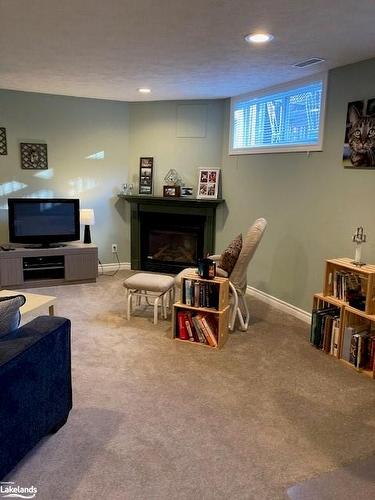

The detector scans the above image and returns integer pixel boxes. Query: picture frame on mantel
[139,157,154,195]
[197,168,220,199]
[163,185,180,198]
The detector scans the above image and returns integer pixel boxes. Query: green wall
[0,91,224,264]
[0,90,130,263]
[219,58,375,312]
[128,101,224,191]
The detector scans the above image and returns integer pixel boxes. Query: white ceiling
[0,0,374,102]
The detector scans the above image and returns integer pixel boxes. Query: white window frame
[228,73,328,155]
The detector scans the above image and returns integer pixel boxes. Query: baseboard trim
[98,262,131,272]
[246,285,311,324]
[96,265,311,323]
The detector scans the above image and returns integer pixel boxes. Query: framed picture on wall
[139,157,154,194]
[343,97,375,169]
[197,168,220,199]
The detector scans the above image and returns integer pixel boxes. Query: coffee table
[0,289,56,316]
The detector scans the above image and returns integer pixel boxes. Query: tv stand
[0,242,98,289]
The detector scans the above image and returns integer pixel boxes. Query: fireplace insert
[140,213,205,274]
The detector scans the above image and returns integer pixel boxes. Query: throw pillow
[219,234,242,275]
[0,295,26,338]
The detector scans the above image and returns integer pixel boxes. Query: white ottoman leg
[162,293,167,319]
[153,296,160,325]
[127,290,133,320]
[124,288,128,317]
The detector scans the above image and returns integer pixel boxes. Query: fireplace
[140,213,205,273]
[121,195,224,274]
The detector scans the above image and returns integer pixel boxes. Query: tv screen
[8,198,80,246]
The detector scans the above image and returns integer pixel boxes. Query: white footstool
[123,273,175,325]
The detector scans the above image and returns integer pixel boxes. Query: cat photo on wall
[343,98,375,168]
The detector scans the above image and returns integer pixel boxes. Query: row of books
[183,279,219,309]
[310,306,375,370]
[310,306,340,356]
[331,270,365,309]
[176,310,218,347]
[341,325,375,370]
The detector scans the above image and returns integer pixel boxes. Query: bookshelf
[312,258,375,379]
[171,272,230,349]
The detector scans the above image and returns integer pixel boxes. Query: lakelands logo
[0,482,37,499]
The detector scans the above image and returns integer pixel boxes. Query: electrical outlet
[112,243,118,253]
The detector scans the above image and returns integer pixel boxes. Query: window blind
[231,79,325,153]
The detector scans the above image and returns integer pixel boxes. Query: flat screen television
[8,198,80,247]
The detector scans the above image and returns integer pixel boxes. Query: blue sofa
[0,315,72,479]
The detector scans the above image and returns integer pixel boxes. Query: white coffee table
[0,289,56,316]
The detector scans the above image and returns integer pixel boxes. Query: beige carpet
[6,271,375,500]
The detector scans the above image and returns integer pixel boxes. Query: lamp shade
[80,208,95,226]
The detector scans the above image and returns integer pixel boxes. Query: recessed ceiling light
[245,33,274,44]
[138,88,151,94]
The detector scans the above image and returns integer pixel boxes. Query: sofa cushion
[219,234,242,275]
[0,295,26,338]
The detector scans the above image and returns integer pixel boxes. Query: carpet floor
[6,271,375,500]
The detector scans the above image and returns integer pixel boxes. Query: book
[192,316,210,345]
[350,333,359,366]
[322,315,334,352]
[310,310,318,345]
[342,326,355,361]
[198,314,218,347]
[194,281,200,307]
[200,316,217,347]
[186,311,205,343]
[184,315,198,342]
[356,332,369,369]
[197,318,215,346]
[343,325,369,363]
[369,336,375,371]
[184,279,192,305]
[185,311,200,342]
[331,319,340,357]
[177,311,189,340]
[310,307,338,348]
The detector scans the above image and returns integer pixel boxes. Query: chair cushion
[0,295,26,338]
[219,234,242,274]
[123,273,175,293]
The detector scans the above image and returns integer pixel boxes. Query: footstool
[123,273,175,325]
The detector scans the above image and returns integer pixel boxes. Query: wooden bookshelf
[312,258,375,379]
[323,257,375,314]
[170,273,229,349]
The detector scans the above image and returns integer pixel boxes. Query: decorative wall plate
[20,143,48,169]
[0,128,7,155]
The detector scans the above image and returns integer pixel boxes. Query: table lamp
[80,209,95,244]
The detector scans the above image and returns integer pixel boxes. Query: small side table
[0,290,56,316]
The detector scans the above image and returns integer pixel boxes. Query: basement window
[229,75,327,155]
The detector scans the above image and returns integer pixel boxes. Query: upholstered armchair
[212,218,267,330]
